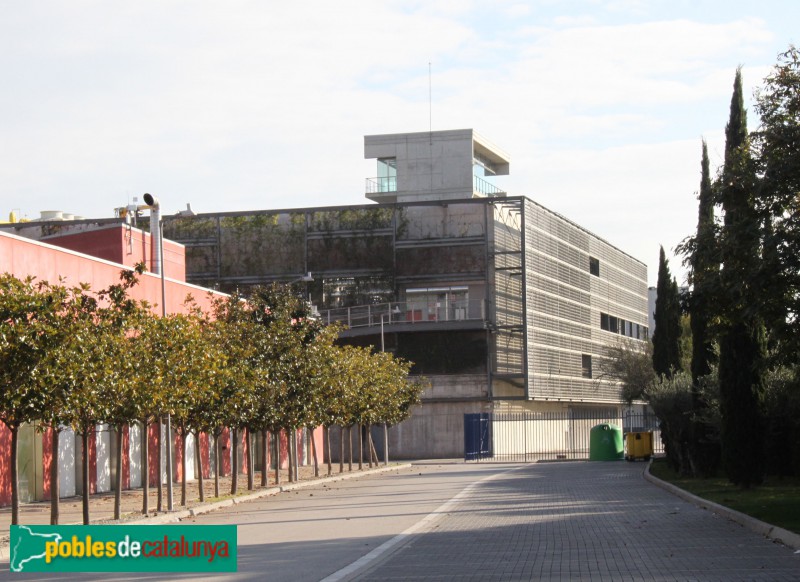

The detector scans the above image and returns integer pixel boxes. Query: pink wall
[0,230,333,507]
[0,230,222,315]
[199,433,211,479]
[0,425,10,506]
[220,428,231,476]
[43,225,186,282]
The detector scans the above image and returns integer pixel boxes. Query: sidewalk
[0,461,404,561]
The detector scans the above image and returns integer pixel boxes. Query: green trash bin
[589,423,624,461]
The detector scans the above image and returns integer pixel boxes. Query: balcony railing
[365,176,397,194]
[320,299,486,329]
[473,174,506,197]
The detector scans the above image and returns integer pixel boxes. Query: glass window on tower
[377,158,397,192]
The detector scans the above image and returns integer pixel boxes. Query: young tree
[599,339,655,404]
[717,67,767,488]
[0,275,71,525]
[652,246,682,378]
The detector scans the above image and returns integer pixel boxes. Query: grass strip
[649,459,800,534]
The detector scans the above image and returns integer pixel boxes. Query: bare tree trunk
[297,429,302,481]
[348,425,353,472]
[142,419,149,515]
[369,429,380,466]
[310,427,319,477]
[114,426,123,520]
[287,430,295,483]
[246,428,254,491]
[214,432,220,498]
[325,426,332,476]
[82,429,90,525]
[195,431,204,502]
[367,425,373,468]
[294,429,300,481]
[157,416,163,512]
[10,424,19,525]
[273,430,280,485]
[230,427,239,495]
[384,423,389,466]
[339,427,344,474]
[358,424,364,470]
[50,428,60,525]
[261,429,268,487]
[180,431,187,506]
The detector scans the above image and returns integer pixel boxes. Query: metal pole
[160,220,174,511]
[380,315,385,352]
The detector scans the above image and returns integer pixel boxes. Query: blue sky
[2,1,798,284]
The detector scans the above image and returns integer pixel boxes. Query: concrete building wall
[365,129,509,203]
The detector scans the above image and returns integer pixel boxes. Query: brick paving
[0,463,352,544]
[352,462,800,581]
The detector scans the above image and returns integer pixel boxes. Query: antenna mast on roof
[428,61,432,141]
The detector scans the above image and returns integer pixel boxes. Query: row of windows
[600,312,649,340]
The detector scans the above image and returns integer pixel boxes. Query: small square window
[589,257,600,277]
[601,313,610,331]
[582,354,593,379]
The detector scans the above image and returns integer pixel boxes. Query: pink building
[0,226,322,507]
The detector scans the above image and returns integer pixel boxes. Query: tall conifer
[652,246,682,378]
[717,68,766,488]
[690,141,717,383]
[685,140,721,476]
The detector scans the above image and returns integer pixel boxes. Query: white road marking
[319,465,526,582]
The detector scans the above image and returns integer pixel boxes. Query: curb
[0,463,411,563]
[643,460,800,550]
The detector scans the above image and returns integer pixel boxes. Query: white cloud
[0,1,796,286]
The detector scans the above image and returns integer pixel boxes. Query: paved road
[2,461,799,581]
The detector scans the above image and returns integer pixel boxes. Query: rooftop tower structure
[364,129,509,203]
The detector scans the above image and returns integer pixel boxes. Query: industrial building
[158,129,651,458]
[2,129,650,460]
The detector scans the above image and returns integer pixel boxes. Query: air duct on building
[142,193,162,276]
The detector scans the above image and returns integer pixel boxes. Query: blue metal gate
[464,413,492,461]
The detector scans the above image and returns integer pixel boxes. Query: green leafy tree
[208,293,264,495]
[0,275,71,525]
[599,339,655,404]
[752,46,800,361]
[652,246,682,378]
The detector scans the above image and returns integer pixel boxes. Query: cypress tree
[689,141,718,383]
[717,68,766,488]
[684,140,721,476]
[652,246,682,378]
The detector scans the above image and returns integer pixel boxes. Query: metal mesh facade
[160,196,647,405]
[523,199,648,403]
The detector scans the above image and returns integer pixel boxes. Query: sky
[2,1,798,285]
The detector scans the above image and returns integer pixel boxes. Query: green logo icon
[10,525,237,573]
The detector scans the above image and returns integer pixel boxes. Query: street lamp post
[143,193,173,512]
[289,272,313,481]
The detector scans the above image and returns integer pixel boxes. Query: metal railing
[465,411,663,462]
[473,174,506,197]
[320,299,486,329]
[365,176,397,194]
